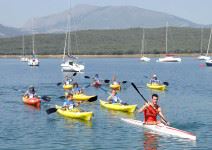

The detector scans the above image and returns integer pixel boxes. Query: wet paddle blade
[59,96,65,99]
[163,82,169,86]
[122,81,127,84]
[41,96,51,102]
[84,76,90,79]
[46,108,57,114]
[104,80,110,83]
[88,96,98,102]
[57,82,62,86]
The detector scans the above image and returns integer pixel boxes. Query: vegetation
[0,27,211,55]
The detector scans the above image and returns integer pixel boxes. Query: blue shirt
[63,100,75,109]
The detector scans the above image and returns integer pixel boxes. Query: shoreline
[0,53,210,58]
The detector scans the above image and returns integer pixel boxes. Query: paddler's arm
[158,107,170,125]
[138,102,149,113]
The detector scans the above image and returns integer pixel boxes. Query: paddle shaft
[131,82,168,124]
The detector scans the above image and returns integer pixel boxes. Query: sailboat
[20,35,28,62]
[205,28,212,66]
[157,23,181,62]
[140,28,150,62]
[61,2,84,72]
[28,20,39,66]
[198,28,211,61]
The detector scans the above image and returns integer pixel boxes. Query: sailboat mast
[200,27,203,54]
[22,35,25,56]
[165,22,168,54]
[206,28,212,56]
[141,28,145,56]
[32,19,35,56]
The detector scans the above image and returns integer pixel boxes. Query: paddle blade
[88,96,98,102]
[57,82,62,86]
[122,81,127,84]
[58,96,65,99]
[46,108,57,114]
[73,72,77,76]
[84,76,90,79]
[41,96,51,102]
[104,80,110,83]
[163,82,169,86]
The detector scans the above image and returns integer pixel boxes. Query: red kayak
[22,96,41,108]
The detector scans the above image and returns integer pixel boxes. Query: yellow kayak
[73,94,97,101]
[63,84,73,90]
[100,100,137,113]
[55,105,93,121]
[110,84,121,90]
[146,83,167,91]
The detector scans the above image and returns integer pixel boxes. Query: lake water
[0,57,211,150]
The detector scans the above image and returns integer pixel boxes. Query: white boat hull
[197,55,210,60]
[157,56,181,62]
[20,57,28,62]
[206,59,212,66]
[28,58,39,66]
[121,118,196,141]
[140,56,150,62]
[61,60,84,72]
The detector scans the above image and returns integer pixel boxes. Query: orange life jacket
[144,104,159,123]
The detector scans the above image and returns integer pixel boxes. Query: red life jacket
[144,104,159,123]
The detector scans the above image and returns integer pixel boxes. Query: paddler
[24,86,37,98]
[107,89,127,105]
[149,74,161,84]
[63,93,80,110]
[138,94,169,125]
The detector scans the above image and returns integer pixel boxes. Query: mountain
[23,4,201,33]
[0,24,27,38]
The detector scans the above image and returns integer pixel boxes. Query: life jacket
[144,104,159,123]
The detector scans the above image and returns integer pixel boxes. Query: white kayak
[121,118,196,141]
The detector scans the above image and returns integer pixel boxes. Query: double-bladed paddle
[57,72,77,86]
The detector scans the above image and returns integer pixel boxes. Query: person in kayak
[64,76,73,85]
[63,93,80,110]
[112,75,120,85]
[107,89,127,105]
[92,74,101,86]
[24,86,37,98]
[149,74,161,84]
[138,94,169,125]
[72,82,83,94]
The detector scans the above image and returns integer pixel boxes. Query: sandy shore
[0,53,210,58]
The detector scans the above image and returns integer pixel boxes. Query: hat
[153,74,157,77]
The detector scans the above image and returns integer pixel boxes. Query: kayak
[22,96,41,107]
[63,84,73,90]
[146,83,167,91]
[73,94,97,101]
[110,84,121,90]
[121,118,196,141]
[100,100,137,113]
[55,105,93,121]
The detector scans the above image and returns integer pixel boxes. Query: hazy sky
[0,0,211,27]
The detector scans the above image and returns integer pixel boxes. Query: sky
[0,0,211,27]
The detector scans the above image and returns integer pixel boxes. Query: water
[0,57,211,149]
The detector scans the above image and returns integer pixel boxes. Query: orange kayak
[22,96,41,107]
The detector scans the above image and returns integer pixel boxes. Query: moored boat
[206,59,212,66]
[22,96,41,107]
[121,118,196,140]
[100,100,137,113]
[55,105,93,121]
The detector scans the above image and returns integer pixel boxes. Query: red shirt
[144,105,159,123]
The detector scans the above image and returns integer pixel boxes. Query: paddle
[57,72,77,86]
[84,75,90,79]
[131,82,169,125]
[40,96,51,102]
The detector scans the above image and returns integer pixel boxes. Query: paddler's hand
[166,122,170,126]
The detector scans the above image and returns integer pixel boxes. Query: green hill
[0,27,211,55]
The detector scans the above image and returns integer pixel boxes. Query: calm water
[0,57,211,150]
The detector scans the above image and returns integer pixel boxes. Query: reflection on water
[143,131,159,150]
[24,104,41,111]
[63,117,93,128]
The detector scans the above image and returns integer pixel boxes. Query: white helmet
[153,74,157,77]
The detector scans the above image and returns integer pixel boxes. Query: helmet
[153,74,157,77]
